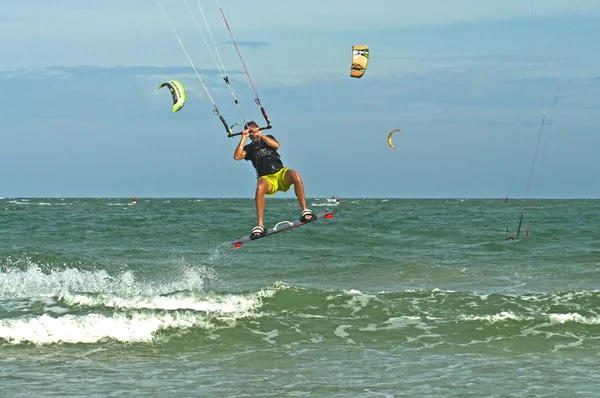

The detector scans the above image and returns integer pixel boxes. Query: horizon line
[1,196,597,200]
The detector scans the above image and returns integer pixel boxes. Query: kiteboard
[232,209,334,248]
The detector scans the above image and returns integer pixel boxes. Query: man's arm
[257,133,280,150]
[233,129,249,160]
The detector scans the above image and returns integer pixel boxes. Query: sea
[1,197,599,397]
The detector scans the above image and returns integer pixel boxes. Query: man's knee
[285,169,300,185]
[256,179,271,195]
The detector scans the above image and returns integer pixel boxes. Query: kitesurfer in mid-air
[233,121,316,237]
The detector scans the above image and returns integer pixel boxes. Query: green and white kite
[159,80,186,112]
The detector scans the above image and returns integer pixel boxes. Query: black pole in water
[516,213,524,239]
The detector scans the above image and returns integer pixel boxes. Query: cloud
[2,59,596,129]
[246,51,599,115]
[0,65,247,123]
[2,1,596,42]
[41,65,243,79]
[223,40,270,49]
[209,0,600,31]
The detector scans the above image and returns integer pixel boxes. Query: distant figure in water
[132,196,137,205]
[335,198,340,206]
[505,227,513,241]
[504,197,508,203]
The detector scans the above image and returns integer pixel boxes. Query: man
[233,121,315,238]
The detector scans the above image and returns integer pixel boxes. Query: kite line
[155,0,271,137]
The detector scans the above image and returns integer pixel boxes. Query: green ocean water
[1,197,599,397]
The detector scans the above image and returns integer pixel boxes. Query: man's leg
[283,169,308,210]
[255,178,272,228]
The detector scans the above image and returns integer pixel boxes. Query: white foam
[0,259,215,300]
[61,291,260,314]
[0,312,210,345]
[334,324,356,344]
[547,312,600,325]
[360,316,427,332]
[461,311,600,325]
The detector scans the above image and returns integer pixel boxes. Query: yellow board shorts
[259,167,291,196]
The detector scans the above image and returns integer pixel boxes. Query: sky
[1,0,599,198]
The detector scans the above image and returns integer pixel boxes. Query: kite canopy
[351,45,369,78]
[159,80,186,112]
[387,129,403,149]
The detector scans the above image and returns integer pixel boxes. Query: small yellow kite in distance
[387,129,403,149]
